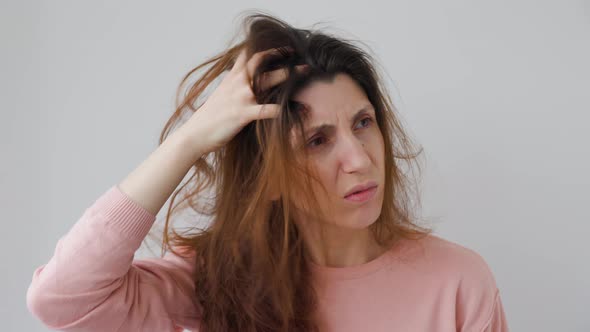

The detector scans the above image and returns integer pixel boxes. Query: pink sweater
[27,184,509,331]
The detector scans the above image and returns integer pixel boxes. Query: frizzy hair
[145,10,432,332]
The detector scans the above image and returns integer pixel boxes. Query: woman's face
[290,73,385,231]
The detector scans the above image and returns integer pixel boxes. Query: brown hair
[146,10,432,332]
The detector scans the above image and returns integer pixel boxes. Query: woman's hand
[178,46,308,156]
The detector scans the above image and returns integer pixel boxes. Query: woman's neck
[300,221,386,268]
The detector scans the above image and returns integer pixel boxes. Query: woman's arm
[483,290,510,332]
[454,248,510,332]
[26,45,299,331]
[26,184,202,332]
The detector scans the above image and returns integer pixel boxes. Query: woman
[26,11,509,332]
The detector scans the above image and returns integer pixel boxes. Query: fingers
[234,46,307,90]
[259,64,309,91]
[232,48,249,72]
[246,46,294,79]
[247,104,281,121]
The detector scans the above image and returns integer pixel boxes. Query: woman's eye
[306,117,373,149]
[357,117,373,129]
[307,136,325,148]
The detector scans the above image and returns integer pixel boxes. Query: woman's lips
[344,185,377,203]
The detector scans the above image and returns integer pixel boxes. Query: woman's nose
[339,135,371,173]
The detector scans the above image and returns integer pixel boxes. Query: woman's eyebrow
[304,104,374,137]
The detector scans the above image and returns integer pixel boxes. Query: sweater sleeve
[482,290,509,332]
[26,185,202,332]
[454,248,509,332]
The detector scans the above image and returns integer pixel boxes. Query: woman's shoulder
[413,234,507,330]
[395,233,499,288]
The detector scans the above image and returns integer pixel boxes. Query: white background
[2,1,589,331]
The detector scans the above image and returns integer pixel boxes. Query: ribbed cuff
[90,184,157,242]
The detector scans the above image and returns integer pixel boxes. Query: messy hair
[148,10,432,332]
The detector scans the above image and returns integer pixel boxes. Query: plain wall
[2,0,589,331]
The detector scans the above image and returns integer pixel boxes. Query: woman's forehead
[290,74,370,121]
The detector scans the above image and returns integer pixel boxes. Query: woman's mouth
[344,185,377,203]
